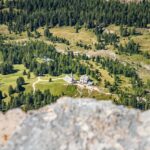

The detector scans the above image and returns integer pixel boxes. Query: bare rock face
[0,109,26,147]
[2,97,150,150]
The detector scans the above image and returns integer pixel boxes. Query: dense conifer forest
[0,0,150,33]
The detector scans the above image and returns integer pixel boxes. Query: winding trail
[32,76,63,93]
[32,76,113,97]
[77,87,83,97]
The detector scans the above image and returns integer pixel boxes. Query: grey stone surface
[2,97,150,150]
[0,109,26,147]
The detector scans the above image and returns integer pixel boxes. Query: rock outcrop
[1,97,150,150]
[0,109,26,147]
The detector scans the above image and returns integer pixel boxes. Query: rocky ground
[0,109,26,147]
[1,97,150,150]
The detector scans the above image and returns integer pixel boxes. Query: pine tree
[75,23,80,33]
[49,78,52,82]
[44,26,52,38]
[23,70,27,75]
[8,85,14,96]
[27,72,31,79]
[0,90,3,100]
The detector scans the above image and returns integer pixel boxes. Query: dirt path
[32,77,63,93]
[32,77,45,93]
[77,87,83,97]
[32,77,113,96]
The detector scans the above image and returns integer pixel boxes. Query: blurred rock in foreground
[0,109,26,147]
[2,97,150,150]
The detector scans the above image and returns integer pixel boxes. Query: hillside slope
[2,97,150,150]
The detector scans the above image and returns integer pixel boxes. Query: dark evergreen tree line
[44,27,70,45]
[120,25,137,37]
[0,41,100,80]
[0,0,149,33]
[115,92,150,110]
[118,40,140,55]
[0,89,59,112]
[0,62,14,75]
[95,56,137,78]
[95,32,119,50]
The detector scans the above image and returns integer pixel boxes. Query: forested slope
[0,0,150,111]
[0,0,150,33]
